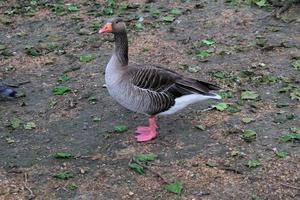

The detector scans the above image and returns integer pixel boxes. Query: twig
[201,106,215,112]
[280,183,300,190]
[24,173,35,199]
[130,158,169,184]
[219,167,243,175]
[18,80,31,86]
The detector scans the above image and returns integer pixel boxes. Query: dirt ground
[0,0,299,199]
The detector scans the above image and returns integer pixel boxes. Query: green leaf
[290,127,300,134]
[275,150,289,158]
[241,129,257,142]
[279,133,300,142]
[24,122,36,130]
[88,96,97,102]
[195,124,206,131]
[290,89,300,101]
[206,161,218,168]
[79,54,96,62]
[241,90,259,100]
[162,15,175,22]
[58,74,70,82]
[53,152,73,159]
[228,104,241,113]
[201,38,216,46]
[128,163,145,174]
[102,7,114,15]
[1,49,14,56]
[164,181,183,195]
[92,117,101,122]
[291,59,300,70]
[53,171,74,180]
[25,45,42,56]
[102,0,115,15]
[10,117,23,129]
[210,70,227,79]
[254,0,268,7]
[114,125,128,133]
[196,50,212,59]
[52,86,72,95]
[218,90,233,98]
[170,8,182,15]
[66,183,79,190]
[134,153,157,162]
[242,117,255,124]
[135,21,144,31]
[16,31,28,37]
[150,8,161,19]
[246,159,260,168]
[67,4,79,12]
[252,36,267,47]
[213,102,229,111]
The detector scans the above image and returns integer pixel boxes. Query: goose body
[100,18,221,141]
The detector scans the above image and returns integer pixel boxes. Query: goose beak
[99,23,113,33]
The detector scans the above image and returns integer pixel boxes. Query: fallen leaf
[275,150,289,158]
[195,124,206,131]
[128,163,145,174]
[213,102,229,111]
[196,50,212,59]
[290,89,300,101]
[134,153,157,162]
[58,74,70,82]
[279,133,300,142]
[53,152,73,159]
[79,54,96,62]
[201,38,216,46]
[10,117,22,129]
[246,159,260,168]
[66,183,79,190]
[92,117,101,122]
[162,15,176,22]
[170,8,182,15]
[206,161,218,168]
[291,59,300,70]
[241,129,257,142]
[114,125,128,133]
[52,86,71,95]
[242,117,255,124]
[67,4,79,12]
[241,90,259,100]
[164,181,183,195]
[24,122,36,130]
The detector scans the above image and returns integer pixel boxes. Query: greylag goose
[99,17,221,142]
[0,80,16,97]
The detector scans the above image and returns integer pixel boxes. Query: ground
[0,0,299,200]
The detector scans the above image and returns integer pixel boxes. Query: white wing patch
[159,93,221,115]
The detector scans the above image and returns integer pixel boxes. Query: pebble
[128,191,134,196]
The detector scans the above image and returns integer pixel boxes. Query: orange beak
[99,22,113,33]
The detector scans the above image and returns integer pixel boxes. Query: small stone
[79,168,86,174]
[78,28,90,35]
[128,191,134,196]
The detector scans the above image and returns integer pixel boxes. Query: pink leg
[135,116,158,142]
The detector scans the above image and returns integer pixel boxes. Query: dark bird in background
[0,80,17,97]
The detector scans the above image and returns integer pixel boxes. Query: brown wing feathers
[131,67,219,97]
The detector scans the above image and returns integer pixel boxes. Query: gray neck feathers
[114,31,128,66]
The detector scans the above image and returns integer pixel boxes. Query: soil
[0,0,299,200]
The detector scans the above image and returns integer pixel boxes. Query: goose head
[99,17,126,34]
